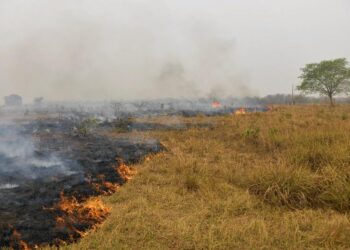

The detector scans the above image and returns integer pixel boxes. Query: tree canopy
[297,58,350,105]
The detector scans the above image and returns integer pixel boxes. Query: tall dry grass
[51,105,350,249]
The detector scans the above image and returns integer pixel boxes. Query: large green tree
[297,58,350,105]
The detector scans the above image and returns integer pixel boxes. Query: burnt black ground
[0,117,163,248]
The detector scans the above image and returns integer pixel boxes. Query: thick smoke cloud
[0,121,77,188]
[1,0,349,102]
[0,0,252,102]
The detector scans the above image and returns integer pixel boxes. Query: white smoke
[0,121,75,187]
[0,0,253,102]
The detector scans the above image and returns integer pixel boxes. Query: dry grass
[51,105,350,249]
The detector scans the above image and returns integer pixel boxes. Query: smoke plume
[0,0,253,102]
[0,121,77,188]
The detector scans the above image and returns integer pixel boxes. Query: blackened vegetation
[107,119,214,132]
[0,118,163,249]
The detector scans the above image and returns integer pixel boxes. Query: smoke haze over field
[0,0,350,102]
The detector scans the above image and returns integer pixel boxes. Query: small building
[4,94,23,106]
[34,97,44,106]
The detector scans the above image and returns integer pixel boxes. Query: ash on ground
[0,116,163,248]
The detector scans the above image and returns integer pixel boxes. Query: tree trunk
[328,94,334,106]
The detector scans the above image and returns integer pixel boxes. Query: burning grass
[51,193,110,245]
[0,117,163,249]
[90,163,135,195]
[44,162,139,247]
[1,226,30,250]
[116,162,137,181]
[43,105,350,249]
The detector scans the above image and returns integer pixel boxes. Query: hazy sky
[0,0,349,102]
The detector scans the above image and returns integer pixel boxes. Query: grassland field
[50,105,350,250]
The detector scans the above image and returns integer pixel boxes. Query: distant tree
[297,58,350,105]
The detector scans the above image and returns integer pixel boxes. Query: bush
[184,175,200,192]
[266,128,284,150]
[247,166,321,209]
[341,113,348,120]
[245,165,350,211]
[287,132,348,171]
[291,148,333,171]
[242,128,260,138]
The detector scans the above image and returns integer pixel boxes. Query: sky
[0,0,349,102]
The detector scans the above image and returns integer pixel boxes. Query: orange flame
[117,163,137,181]
[53,193,110,241]
[92,181,120,195]
[234,108,247,115]
[9,228,30,250]
[211,101,222,108]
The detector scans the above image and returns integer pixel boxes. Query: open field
[50,105,350,250]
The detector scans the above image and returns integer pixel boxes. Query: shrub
[316,167,350,211]
[291,148,333,171]
[286,131,350,171]
[247,166,321,209]
[245,165,350,211]
[285,113,292,119]
[184,175,200,192]
[268,128,278,136]
[242,128,260,139]
[341,113,348,120]
[75,118,98,137]
[264,128,284,150]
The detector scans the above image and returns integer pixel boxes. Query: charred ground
[0,115,164,249]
